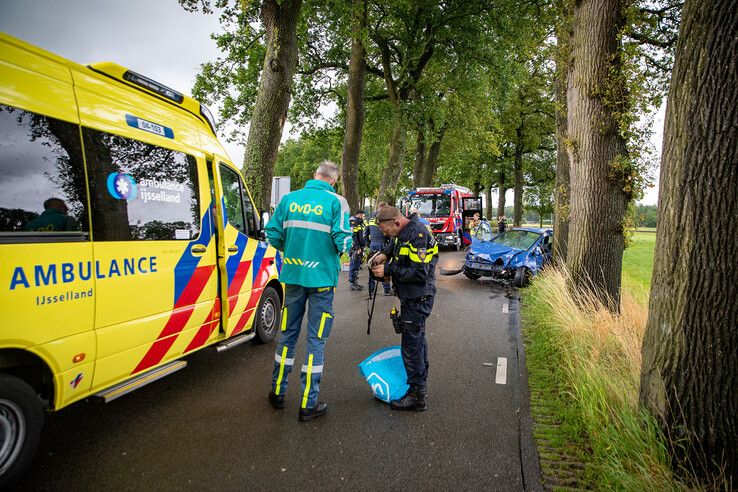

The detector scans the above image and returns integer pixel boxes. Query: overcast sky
[1,0,660,206]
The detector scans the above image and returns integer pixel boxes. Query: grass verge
[523,266,687,490]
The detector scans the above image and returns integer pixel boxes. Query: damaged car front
[463,222,552,287]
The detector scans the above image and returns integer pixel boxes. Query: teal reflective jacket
[266,179,353,287]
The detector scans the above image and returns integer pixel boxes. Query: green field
[622,232,656,300]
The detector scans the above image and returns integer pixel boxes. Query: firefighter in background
[348,210,366,291]
[364,201,392,296]
[370,206,438,411]
[468,212,481,236]
[265,160,352,422]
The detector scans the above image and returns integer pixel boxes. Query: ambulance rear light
[200,103,217,134]
[122,69,184,104]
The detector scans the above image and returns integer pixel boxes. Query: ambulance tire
[253,286,281,344]
[0,375,43,488]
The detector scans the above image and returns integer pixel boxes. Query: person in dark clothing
[364,202,392,295]
[370,206,438,411]
[25,197,79,232]
[348,210,366,291]
[497,215,507,234]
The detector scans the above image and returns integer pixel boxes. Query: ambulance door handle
[191,244,207,255]
[227,245,239,253]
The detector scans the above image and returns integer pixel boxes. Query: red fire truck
[399,184,482,250]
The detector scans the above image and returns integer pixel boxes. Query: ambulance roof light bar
[122,69,184,104]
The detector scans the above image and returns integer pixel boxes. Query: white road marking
[495,357,507,385]
[482,362,495,367]
[502,302,509,313]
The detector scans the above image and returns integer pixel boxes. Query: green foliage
[274,126,343,191]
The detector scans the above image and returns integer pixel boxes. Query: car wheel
[463,269,481,280]
[253,286,281,344]
[0,375,43,488]
[514,267,530,288]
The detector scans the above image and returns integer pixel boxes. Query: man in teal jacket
[265,160,352,422]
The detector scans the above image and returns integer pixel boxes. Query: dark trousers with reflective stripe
[272,284,334,408]
[399,296,434,392]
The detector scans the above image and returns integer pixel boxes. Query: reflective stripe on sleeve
[283,220,331,233]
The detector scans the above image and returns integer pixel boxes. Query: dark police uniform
[381,215,438,409]
[348,214,366,289]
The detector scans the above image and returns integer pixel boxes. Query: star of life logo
[107,172,138,201]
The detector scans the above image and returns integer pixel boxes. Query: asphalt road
[19,250,541,491]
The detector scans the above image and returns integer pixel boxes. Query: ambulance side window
[219,164,246,233]
[82,128,200,241]
[0,104,89,242]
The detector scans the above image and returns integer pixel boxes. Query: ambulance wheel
[514,267,531,288]
[0,375,43,488]
[254,286,281,344]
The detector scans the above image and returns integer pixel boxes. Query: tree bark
[242,0,302,213]
[640,0,738,480]
[497,185,507,218]
[513,128,524,226]
[378,111,406,203]
[553,4,571,262]
[413,124,426,186]
[564,0,629,311]
[421,127,444,186]
[340,0,367,213]
[485,184,492,220]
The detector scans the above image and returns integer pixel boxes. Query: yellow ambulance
[0,33,283,484]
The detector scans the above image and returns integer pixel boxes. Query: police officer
[348,210,366,291]
[265,160,352,422]
[364,202,392,296]
[370,206,438,411]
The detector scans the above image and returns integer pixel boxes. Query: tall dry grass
[524,266,685,489]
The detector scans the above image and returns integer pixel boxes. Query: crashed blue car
[463,221,553,287]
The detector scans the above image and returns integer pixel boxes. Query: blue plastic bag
[358,346,408,403]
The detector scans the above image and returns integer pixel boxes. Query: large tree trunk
[340,0,367,213]
[513,130,524,226]
[421,128,444,186]
[485,184,493,220]
[378,110,406,203]
[242,0,302,213]
[640,0,738,481]
[553,4,571,262]
[497,185,507,218]
[564,0,629,311]
[413,124,426,187]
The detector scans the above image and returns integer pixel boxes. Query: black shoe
[298,402,328,422]
[383,290,393,296]
[390,388,427,411]
[350,283,364,291]
[268,391,285,409]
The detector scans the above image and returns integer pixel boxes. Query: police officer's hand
[371,263,386,279]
